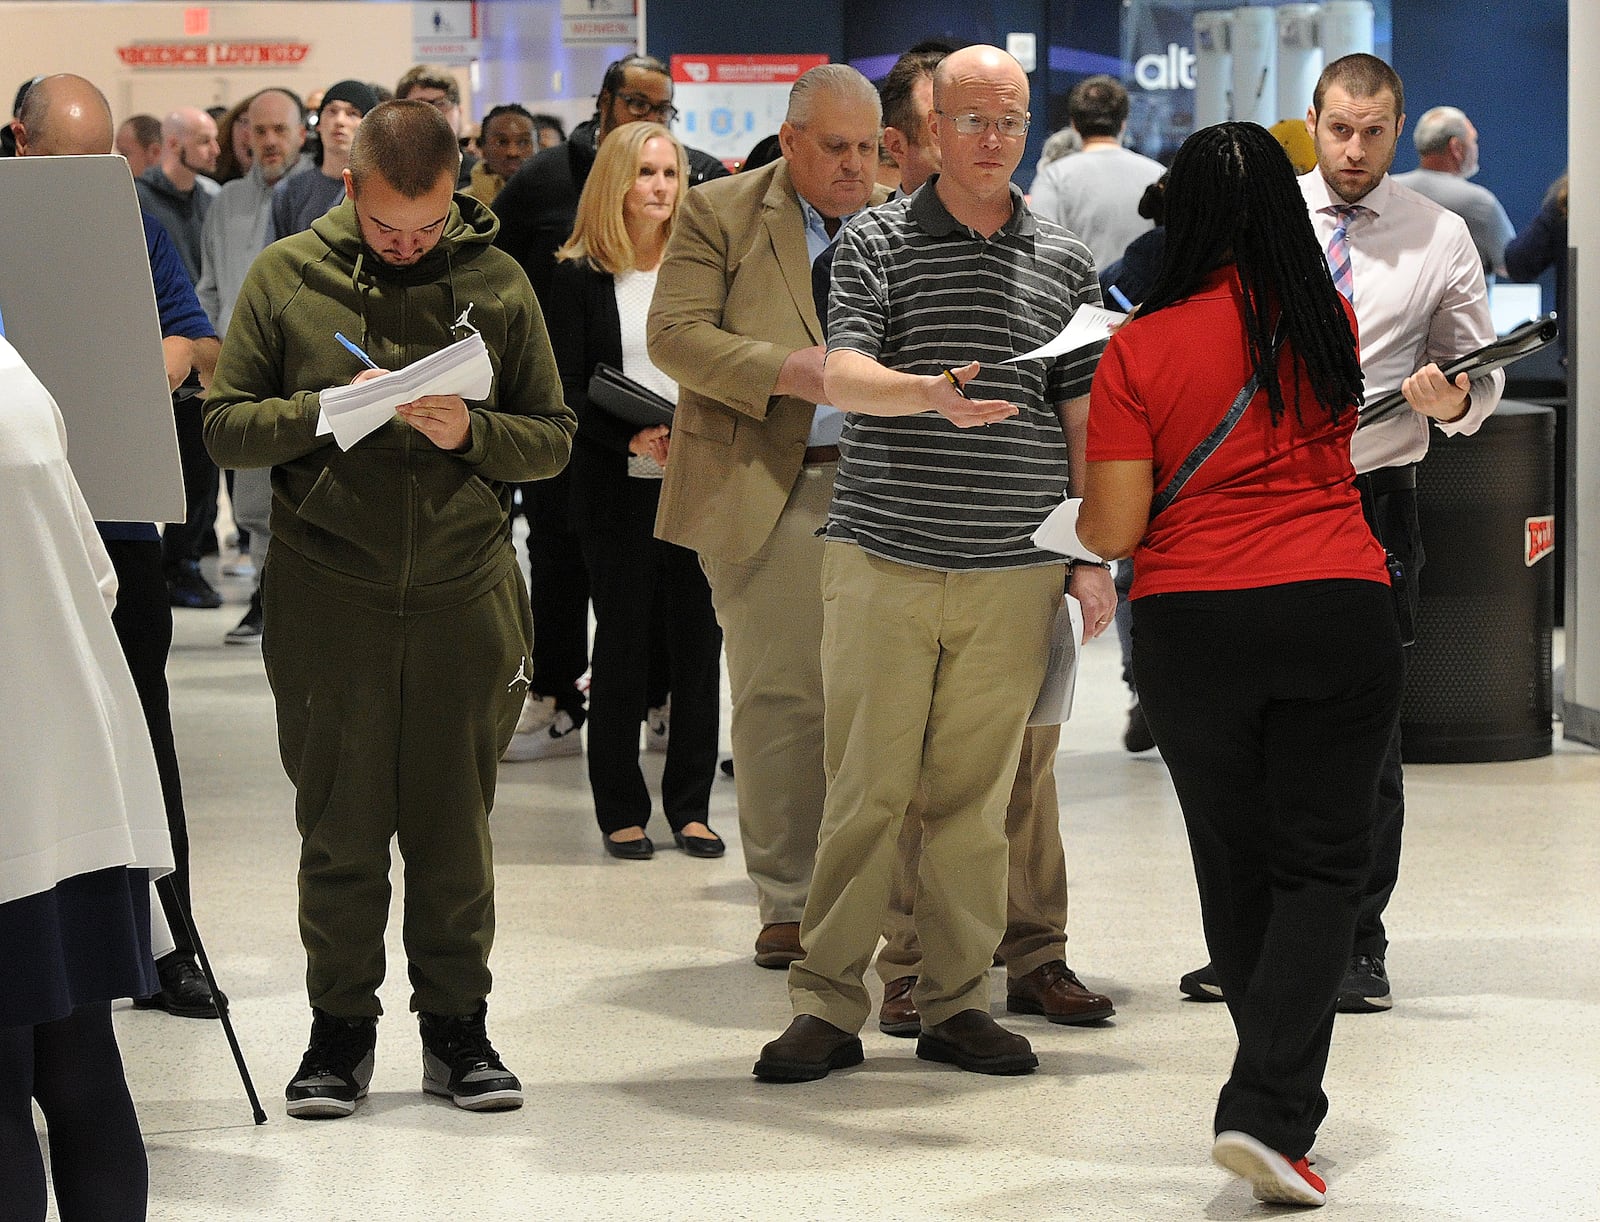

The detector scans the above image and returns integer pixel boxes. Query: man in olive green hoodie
[204,100,575,1120]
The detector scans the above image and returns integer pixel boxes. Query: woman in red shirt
[1079,122,1403,1209]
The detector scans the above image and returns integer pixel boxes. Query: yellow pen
[941,367,970,399]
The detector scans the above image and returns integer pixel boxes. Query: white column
[1276,4,1323,121]
[1566,3,1600,745]
[1229,5,1277,128]
[1319,0,1376,63]
[1192,10,1233,128]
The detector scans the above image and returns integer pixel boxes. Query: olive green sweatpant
[262,557,532,1019]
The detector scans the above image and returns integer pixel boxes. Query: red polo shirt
[1087,268,1388,598]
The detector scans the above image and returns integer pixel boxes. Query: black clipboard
[587,363,675,428]
[1357,313,1559,430]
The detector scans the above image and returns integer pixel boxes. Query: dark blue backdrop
[646,0,1566,292]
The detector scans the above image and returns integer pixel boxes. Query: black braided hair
[1137,121,1362,426]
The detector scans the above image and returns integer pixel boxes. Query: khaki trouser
[875,722,1069,985]
[699,464,833,925]
[263,555,531,1018]
[788,543,1064,1033]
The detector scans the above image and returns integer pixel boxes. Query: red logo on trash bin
[1525,515,1555,567]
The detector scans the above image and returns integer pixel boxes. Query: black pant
[1354,475,1423,957]
[104,538,194,959]
[159,394,219,575]
[1134,579,1403,1157]
[576,478,721,837]
[522,470,590,721]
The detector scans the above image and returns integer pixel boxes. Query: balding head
[932,45,1029,112]
[161,105,220,181]
[11,73,113,156]
[929,46,1031,214]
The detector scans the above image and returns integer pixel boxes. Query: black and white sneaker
[286,1009,377,1119]
[1179,962,1226,1002]
[419,1003,523,1111]
[1337,954,1393,1013]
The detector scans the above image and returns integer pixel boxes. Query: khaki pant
[700,464,833,925]
[789,543,1064,1033]
[875,722,1069,985]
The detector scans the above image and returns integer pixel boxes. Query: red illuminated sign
[116,41,310,69]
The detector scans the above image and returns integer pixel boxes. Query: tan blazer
[648,159,886,561]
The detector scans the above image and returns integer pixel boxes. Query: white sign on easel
[670,54,829,168]
[0,155,183,523]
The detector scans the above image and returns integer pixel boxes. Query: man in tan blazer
[649,65,886,966]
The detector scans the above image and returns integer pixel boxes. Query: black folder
[587,363,676,428]
[1357,313,1559,429]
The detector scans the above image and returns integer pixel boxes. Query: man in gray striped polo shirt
[755,44,1116,1082]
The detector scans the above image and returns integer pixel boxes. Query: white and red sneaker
[1212,1130,1327,1207]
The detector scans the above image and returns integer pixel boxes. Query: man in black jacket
[491,54,728,763]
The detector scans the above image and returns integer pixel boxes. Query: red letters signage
[1525,515,1555,567]
[116,41,310,69]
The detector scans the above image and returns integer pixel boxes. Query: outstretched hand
[932,361,1018,429]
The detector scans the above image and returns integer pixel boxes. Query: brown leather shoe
[754,1015,864,1082]
[1006,961,1115,1025]
[916,1009,1037,1075]
[754,922,803,969]
[878,975,920,1037]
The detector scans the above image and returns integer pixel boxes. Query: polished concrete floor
[81,560,1600,1221]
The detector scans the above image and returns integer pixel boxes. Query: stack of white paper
[1031,496,1107,563]
[317,331,494,450]
[1002,303,1124,364]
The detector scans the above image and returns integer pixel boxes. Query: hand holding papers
[1028,595,1086,726]
[317,331,494,450]
[1002,304,1125,364]
[1031,496,1109,564]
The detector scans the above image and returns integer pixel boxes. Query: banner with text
[671,54,829,168]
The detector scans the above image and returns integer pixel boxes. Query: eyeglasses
[936,110,1030,138]
[616,91,678,124]
[412,93,458,113]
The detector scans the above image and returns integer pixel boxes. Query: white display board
[0,156,183,523]
[670,54,829,169]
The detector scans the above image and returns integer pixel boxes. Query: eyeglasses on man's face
[936,110,1030,138]
[616,91,678,124]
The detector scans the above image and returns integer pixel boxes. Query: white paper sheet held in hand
[1002,303,1124,364]
[317,331,494,450]
[1028,594,1084,726]
[1031,496,1107,563]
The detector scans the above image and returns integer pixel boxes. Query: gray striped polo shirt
[824,178,1100,571]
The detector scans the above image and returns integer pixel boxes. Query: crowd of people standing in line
[0,32,1543,1216]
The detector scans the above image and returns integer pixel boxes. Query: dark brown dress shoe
[754,1015,864,1082]
[1005,961,1115,1025]
[878,975,920,1037]
[754,922,803,968]
[917,1009,1037,1075]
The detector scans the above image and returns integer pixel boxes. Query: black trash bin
[1400,401,1555,763]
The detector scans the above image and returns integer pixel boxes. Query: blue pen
[335,331,379,369]
[1107,284,1134,312]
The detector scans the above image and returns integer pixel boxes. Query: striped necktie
[1325,204,1366,303]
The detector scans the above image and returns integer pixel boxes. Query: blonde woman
[550,122,724,861]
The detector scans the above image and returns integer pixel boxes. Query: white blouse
[0,336,172,905]
[614,267,678,480]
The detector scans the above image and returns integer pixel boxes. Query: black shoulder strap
[1150,331,1280,518]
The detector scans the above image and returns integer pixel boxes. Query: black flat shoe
[673,829,726,858]
[604,834,654,860]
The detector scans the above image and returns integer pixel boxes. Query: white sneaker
[222,554,256,579]
[503,701,582,762]
[644,698,670,753]
[513,692,557,736]
[1212,1130,1326,1207]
